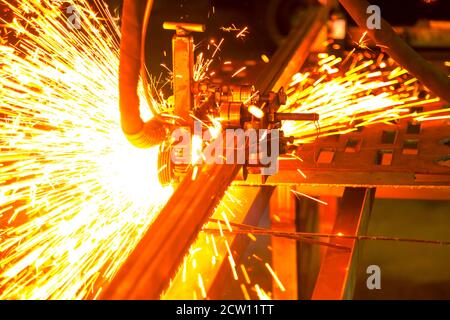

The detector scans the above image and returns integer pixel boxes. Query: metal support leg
[296,193,338,299]
[312,187,375,300]
[270,186,298,299]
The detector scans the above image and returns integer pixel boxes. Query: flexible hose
[119,0,166,148]
[140,0,161,118]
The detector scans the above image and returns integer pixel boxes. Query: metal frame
[102,5,328,300]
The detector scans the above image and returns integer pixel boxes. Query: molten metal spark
[0,0,172,299]
[264,263,285,292]
[291,190,328,206]
[231,66,246,78]
[220,24,249,39]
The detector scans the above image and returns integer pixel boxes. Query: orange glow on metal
[0,0,448,301]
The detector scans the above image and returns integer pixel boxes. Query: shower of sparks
[163,189,257,300]
[296,168,307,179]
[240,283,250,300]
[281,52,449,143]
[193,38,224,82]
[342,31,370,64]
[220,24,240,33]
[261,54,270,63]
[240,264,251,284]
[0,0,172,299]
[0,0,449,302]
[197,273,207,298]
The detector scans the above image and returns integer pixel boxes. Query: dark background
[105,0,450,77]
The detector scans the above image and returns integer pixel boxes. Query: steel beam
[312,187,375,300]
[297,193,339,299]
[270,186,298,299]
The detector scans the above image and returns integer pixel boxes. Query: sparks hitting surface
[0,0,449,300]
[281,51,447,143]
